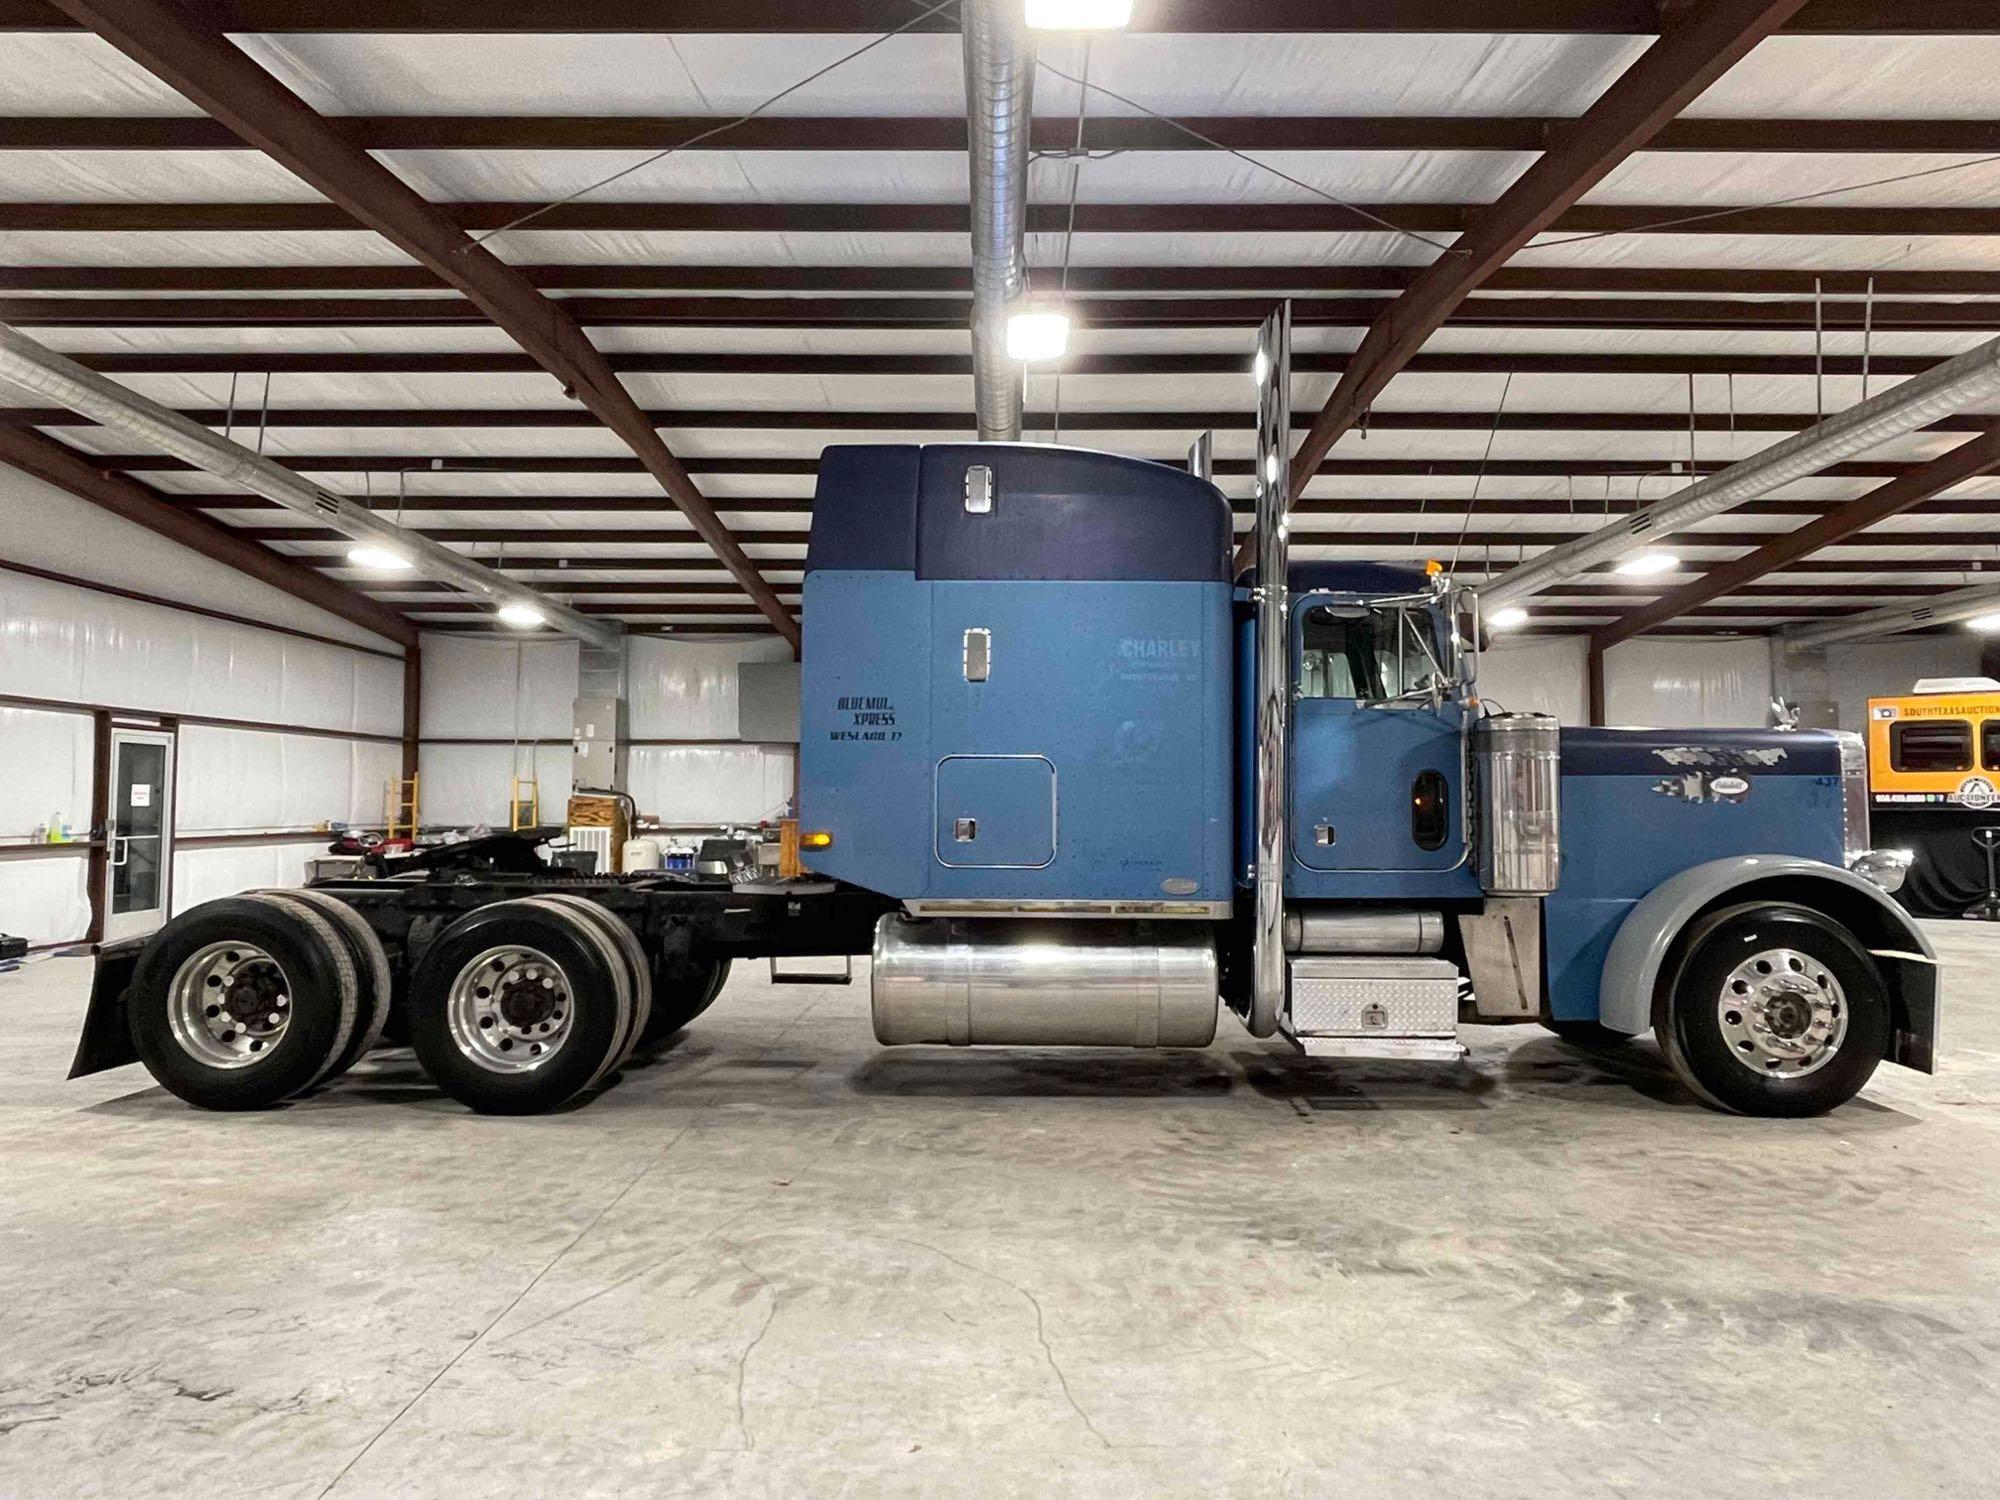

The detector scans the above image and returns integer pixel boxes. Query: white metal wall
[416,634,579,827]
[1474,636,1590,724]
[1601,637,1775,729]
[415,632,797,828]
[627,635,796,825]
[0,464,408,945]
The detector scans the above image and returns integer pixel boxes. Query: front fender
[1600,855,1938,1073]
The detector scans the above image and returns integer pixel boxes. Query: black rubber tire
[128,895,359,1111]
[256,887,391,1079]
[405,899,629,1115]
[1653,901,1890,1118]
[531,895,653,1069]
[635,956,730,1051]
[1540,1019,1634,1047]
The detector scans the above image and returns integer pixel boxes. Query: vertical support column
[1586,639,1607,727]
[85,709,111,945]
[1247,302,1293,1039]
[399,642,422,784]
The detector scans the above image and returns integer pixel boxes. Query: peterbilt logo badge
[1652,771,1752,805]
[1957,776,1999,810]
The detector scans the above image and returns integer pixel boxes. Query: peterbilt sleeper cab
[801,441,1938,1118]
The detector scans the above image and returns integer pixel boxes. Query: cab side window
[1983,719,2000,772]
[1298,604,1440,701]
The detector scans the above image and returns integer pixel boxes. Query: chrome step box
[1283,955,1466,1061]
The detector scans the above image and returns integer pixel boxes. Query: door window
[1298,603,1440,701]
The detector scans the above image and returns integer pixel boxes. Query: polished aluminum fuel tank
[871,916,1218,1047]
[1473,711,1563,896]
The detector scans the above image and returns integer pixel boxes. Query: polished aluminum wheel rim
[447,945,572,1074]
[1717,945,1848,1078]
[168,940,292,1069]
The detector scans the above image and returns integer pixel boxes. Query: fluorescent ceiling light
[1006,310,1070,362]
[1968,610,2000,634]
[1253,348,1270,387]
[1614,550,1679,578]
[1025,0,1133,28]
[345,542,413,571]
[497,601,547,629]
[1488,606,1530,631]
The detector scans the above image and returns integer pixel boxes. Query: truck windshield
[1298,603,1439,700]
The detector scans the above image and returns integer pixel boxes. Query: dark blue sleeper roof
[807,443,1233,583]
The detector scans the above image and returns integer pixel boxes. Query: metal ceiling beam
[1273,0,1811,576]
[234,524,2000,548]
[83,453,1931,480]
[1592,424,2000,644]
[8,293,1998,332]
[10,200,1996,236]
[166,494,2000,521]
[58,350,1953,379]
[21,405,2000,437]
[44,0,797,652]
[356,577,1962,602]
[0,1,1981,33]
[13,114,2000,154]
[13,264,2000,297]
[0,424,418,647]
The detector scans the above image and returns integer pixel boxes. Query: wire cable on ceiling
[1525,151,2000,251]
[465,0,962,248]
[1029,53,1461,254]
[1448,370,1513,574]
[1046,37,1092,446]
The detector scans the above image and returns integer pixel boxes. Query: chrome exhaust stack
[1246,303,1293,1038]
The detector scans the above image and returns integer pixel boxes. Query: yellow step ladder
[509,776,541,830]
[385,774,420,841]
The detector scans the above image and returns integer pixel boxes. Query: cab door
[1288,597,1465,874]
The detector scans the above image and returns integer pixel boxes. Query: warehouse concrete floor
[2,925,1997,1499]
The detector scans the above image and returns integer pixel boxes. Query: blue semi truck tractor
[797,440,1936,1119]
[71,448,1937,1118]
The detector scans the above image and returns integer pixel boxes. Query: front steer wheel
[1653,901,1889,1118]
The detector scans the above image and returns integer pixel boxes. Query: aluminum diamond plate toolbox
[1286,956,1460,1038]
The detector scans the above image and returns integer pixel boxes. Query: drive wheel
[635,956,730,1051]
[529,895,653,1069]
[1654,901,1889,1118]
[406,900,630,1114]
[256,887,392,1079]
[128,895,359,1110]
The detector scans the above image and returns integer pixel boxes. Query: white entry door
[104,728,175,942]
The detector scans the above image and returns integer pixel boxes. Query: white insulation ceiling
[3,16,2000,635]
